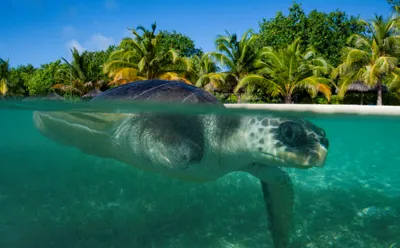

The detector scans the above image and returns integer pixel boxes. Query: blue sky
[1,0,392,68]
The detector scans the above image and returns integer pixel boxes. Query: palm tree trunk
[284,94,293,104]
[237,93,241,103]
[235,76,241,103]
[376,80,383,106]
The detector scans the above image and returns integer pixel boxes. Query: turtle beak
[309,145,328,168]
[293,144,328,169]
[33,111,128,158]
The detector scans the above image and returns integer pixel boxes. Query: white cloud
[67,39,85,53]
[62,25,76,38]
[85,34,115,50]
[65,34,115,53]
[104,0,118,9]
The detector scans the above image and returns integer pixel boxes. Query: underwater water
[0,99,399,248]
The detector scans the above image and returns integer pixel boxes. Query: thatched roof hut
[335,81,388,94]
[335,81,389,105]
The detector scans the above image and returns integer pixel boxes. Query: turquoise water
[1,100,399,248]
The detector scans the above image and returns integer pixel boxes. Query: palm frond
[374,56,398,73]
[0,78,8,96]
[157,72,192,84]
[108,68,145,86]
[295,76,332,100]
[236,74,284,97]
[103,60,137,76]
[388,71,400,91]
[336,72,360,98]
[344,48,369,65]
[120,38,146,56]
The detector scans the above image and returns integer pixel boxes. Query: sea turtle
[32,79,329,248]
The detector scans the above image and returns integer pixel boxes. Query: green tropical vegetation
[3,2,400,105]
[236,38,332,103]
[333,14,400,105]
[103,23,192,85]
[0,58,9,97]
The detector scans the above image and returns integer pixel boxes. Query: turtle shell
[92,79,223,105]
[91,79,224,165]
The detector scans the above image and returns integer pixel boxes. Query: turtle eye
[278,121,307,147]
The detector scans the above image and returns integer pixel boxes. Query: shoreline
[225,103,400,117]
[3,97,400,117]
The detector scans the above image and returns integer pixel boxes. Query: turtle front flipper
[243,164,294,248]
[137,114,205,170]
[33,111,129,159]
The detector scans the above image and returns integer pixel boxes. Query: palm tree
[52,48,108,96]
[207,29,261,102]
[0,58,10,97]
[191,53,225,91]
[235,38,332,103]
[52,48,88,95]
[62,47,88,83]
[387,0,400,14]
[333,14,400,105]
[103,22,191,85]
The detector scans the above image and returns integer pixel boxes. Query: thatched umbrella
[81,88,103,99]
[335,81,389,105]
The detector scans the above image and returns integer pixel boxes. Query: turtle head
[244,116,329,169]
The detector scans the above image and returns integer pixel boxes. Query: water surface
[0,99,399,248]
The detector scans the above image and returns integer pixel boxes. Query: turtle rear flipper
[243,164,294,248]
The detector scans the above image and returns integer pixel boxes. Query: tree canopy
[333,14,400,105]
[387,0,400,11]
[258,3,365,66]
[103,22,191,85]
[25,60,65,96]
[236,38,332,103]
[158,30,203,58]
